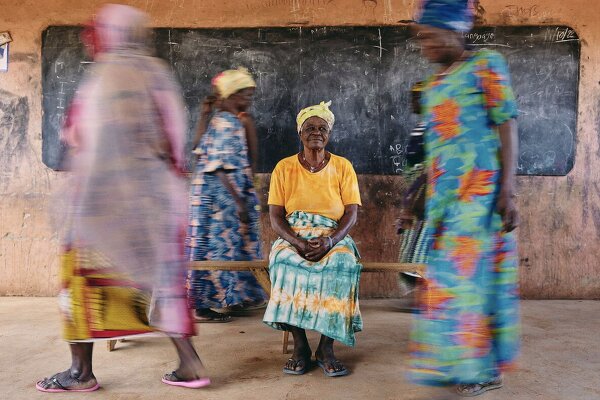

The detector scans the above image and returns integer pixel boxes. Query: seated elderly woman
[263,101,362,377]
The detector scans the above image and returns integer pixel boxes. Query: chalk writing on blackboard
[544,27,579,43]
[389,143,408,174]
[464,31,511,48]
[464,31,495,44]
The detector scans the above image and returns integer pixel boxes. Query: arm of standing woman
[215,169,249,224]
[192,95,217,150]
[239,113,259,175]
[479,51,520,233]
[497,118,519,232]
[305,204,358,261]
[150,63,188,171]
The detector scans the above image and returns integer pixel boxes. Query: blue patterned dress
[186,111,267,309]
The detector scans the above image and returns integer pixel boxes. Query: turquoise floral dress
[409,50,520,385]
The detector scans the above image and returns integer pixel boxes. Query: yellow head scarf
[296,101,335,133]
[212,67,256,99]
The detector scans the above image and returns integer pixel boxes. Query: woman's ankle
[69,367,95,382]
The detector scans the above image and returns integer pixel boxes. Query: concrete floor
[1,298,599,400]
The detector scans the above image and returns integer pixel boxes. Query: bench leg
[107,340,117,352]
[282,331,291,354]
[250,267,271,296]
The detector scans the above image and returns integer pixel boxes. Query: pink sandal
[161,371,211,389]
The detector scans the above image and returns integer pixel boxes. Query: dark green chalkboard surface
[42,25,579,175]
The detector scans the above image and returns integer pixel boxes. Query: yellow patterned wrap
[213,67,256,99]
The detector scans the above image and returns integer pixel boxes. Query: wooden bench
[107,260,425,352]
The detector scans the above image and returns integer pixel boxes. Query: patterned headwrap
[296,101,335,133]
[212,67,256,99]
[416,0,474,32]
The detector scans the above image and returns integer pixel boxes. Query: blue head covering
[417,0,474,32]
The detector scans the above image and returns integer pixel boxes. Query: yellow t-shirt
[268,153,362,221]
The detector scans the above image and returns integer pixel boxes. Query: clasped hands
[293,237,333,262]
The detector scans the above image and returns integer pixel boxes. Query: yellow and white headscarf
[212,67,256,99]
[296,101,335,133]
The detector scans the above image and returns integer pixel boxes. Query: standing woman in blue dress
[186,68,268,322]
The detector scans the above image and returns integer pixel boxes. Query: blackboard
[42,25,580,175]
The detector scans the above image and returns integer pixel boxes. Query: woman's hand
[497,119,519,233]
[192,95,217,150]
[237,202,250,224]
[214,170,249,224]
[497,190,519,232]
[269,205,351,263]
[291,237,332,261]
[201,95,217,116]
[291,239,311,258]
[395,208,414,233]
[302,237,332,262]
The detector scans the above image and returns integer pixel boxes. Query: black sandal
[316,359,349,377]
[194,309,232,323]
[456,376,503,397]
[36,373,100,393]
[282,357,311,375]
